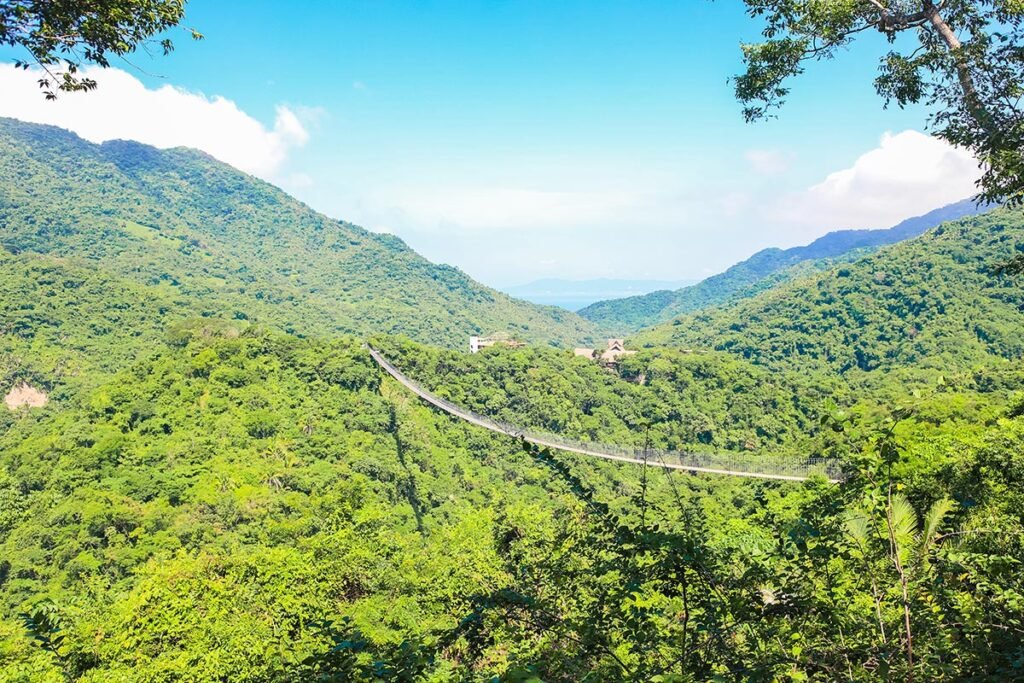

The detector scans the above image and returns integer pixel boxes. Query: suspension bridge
[367,346,844,483]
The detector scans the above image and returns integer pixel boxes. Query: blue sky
[0,1,981,287]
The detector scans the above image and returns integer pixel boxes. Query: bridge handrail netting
[367,346,843,483]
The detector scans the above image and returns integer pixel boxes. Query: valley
[1,124,1022,681]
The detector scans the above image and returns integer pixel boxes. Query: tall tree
[735,1,1024,205]
[0,0,200,98]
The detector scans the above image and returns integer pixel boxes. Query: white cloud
[775,130,981,235]
[745,148,794,176]
[0,64,318,180]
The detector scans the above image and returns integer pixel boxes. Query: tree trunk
[922,1,993,134]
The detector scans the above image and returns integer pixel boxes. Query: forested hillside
[374,337,838,457]
[636,208,1024,377]
[0,118,596,348]
[0,327,573,680]
[3,325,1023,681]
[581,199,984,333]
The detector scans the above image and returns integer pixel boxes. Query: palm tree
[845,493,955,680]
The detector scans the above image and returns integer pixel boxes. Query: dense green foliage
[579,199,982,334]
[2,324,1022,680]
[2,121,1023,681]
[0,118,597,349]
[374,337,838,457]
[372,331,1021,472]
[3,318,1023,681]
[0,250,184,393]
[0,320,827,681]
[0,327,551,680]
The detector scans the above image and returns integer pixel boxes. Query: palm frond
[844,508,871,552]
[920,497,955,557]
[888,492,918,564]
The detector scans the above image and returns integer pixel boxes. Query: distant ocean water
[522,296,598,311]
[503,278,695,311]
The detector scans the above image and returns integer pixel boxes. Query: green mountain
[0,118,596,348]
[634,207,1024,377]
[580,198,985,333]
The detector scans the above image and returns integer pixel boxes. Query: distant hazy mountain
[579,198,988,333]
[504,277,695,311]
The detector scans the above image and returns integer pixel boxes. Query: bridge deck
[367,346,842,483]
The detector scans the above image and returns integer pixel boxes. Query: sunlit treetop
[736,0,1024,205]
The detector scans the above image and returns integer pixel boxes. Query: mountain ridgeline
[0,118,597,349]
[580,198,986,333]
[634,207,1024,377]
[373,206,1024,460]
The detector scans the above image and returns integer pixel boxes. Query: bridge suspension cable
[367,346,843,483]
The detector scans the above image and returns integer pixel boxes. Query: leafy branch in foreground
[0,0,202,98]
[18,601,74,681]
[735,1,1024,205]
